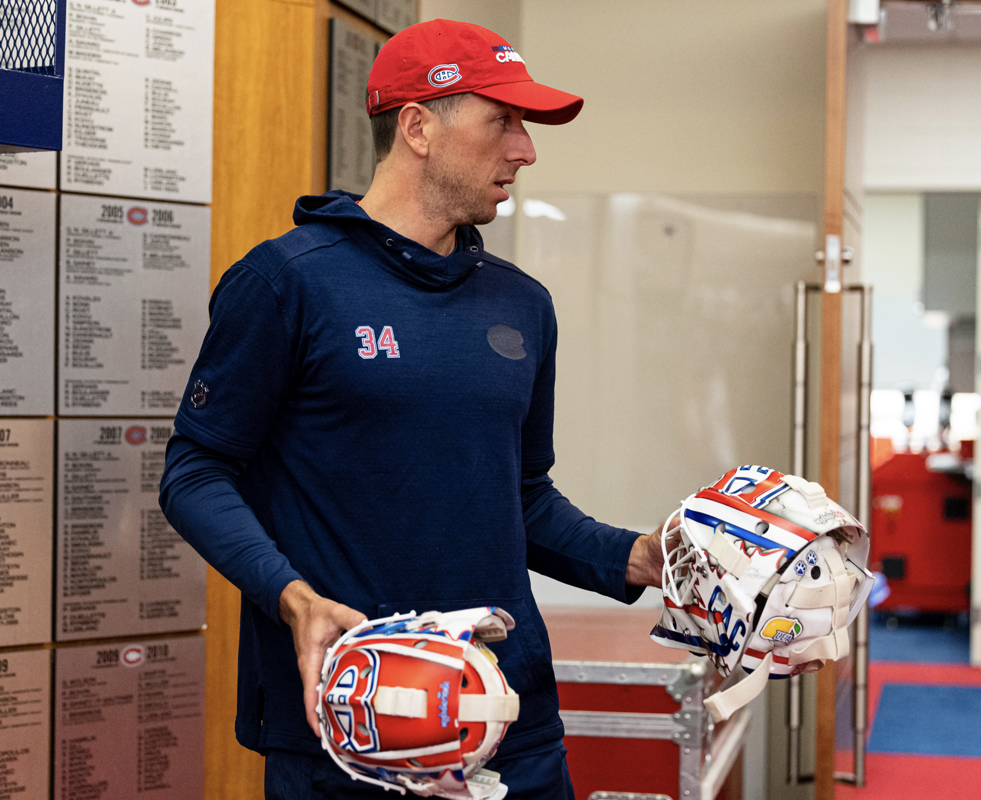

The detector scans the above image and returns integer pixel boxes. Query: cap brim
[473,81,583,125]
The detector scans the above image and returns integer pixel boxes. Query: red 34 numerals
[356,325,400,359]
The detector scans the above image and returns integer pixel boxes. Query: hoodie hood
[293,191,486,291]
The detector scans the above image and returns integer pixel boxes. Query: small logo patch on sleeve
[190,380,209,409]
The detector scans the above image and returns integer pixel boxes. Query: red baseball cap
[366,18,583,125]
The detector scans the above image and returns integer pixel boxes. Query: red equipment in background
[541,608,744,800]
[870,450,971,614]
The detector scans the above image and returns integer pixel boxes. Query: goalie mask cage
[0,0,66,152]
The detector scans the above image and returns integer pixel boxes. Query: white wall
[418,0,521,49]
[863,44,981,191]
[519,0,827,196]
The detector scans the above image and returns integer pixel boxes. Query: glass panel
[519,192,819,606]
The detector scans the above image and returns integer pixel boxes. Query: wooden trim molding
[816,0,849,798]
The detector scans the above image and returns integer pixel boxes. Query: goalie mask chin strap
[399,769,507,800]
[704,650,773,723]
[705,546,858,722]
[786,547,853,664]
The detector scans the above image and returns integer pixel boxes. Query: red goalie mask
[317,607,519,799]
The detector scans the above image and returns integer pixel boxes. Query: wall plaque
[54,636,204,799]
[0,152,57,190]
[58,193,210,417]
[0,649,51,800]
[328,17,377,195]
[56,419,206,640]
[0,188,56,415]
[375,0,415,34]
[0,419,54,646]
[60,0,215,203]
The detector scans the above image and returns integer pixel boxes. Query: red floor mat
[836,753,981,799]
[836,662,981,798]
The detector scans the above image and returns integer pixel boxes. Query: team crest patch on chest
[487,325,527,360]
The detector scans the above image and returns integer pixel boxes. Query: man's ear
[397,103,432,157]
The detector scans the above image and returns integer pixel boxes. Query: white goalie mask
[651,466,874,722]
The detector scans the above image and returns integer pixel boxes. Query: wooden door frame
[817,0,849,798]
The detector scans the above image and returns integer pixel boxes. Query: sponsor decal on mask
[437,680,451,727]
[491,45,525,64]
[815,508,849,526]
[761,617,803,644]
[428,64,462,88]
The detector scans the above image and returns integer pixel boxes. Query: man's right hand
[278,580,367,738]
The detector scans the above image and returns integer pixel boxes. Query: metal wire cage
[1,0,57,75]
[0,0,66,151]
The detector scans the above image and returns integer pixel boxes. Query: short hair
[369,94,465,163]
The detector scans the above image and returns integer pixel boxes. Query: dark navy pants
[264,741,575,800]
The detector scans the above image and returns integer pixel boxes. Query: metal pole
[852,285,873,787]
[833,285,873,788]
[788,281,809,785]
[793,281,809,478]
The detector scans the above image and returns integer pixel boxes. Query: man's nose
[511,123,537,167]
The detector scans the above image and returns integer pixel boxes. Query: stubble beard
[422,151,498,229]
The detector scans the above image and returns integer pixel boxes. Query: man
[160,18,664,799]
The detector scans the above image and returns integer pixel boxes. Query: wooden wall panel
[208,1,318,797]
[212,0,317,289]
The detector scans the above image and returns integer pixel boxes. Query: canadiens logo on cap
[428,64,462,88]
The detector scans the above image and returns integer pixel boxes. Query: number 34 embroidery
[356,325,400,359]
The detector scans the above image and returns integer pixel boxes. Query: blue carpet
[869,617,969,663]
[868,684,981,757]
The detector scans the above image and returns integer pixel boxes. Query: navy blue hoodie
[160,191,643,759]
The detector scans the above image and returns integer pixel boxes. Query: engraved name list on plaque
[0,152,57,191]
[333,0,415,33]
[329,17,377,195]
[374,0,415,34]
[58,193,210,417]
[56,419,206,641]
[61,0,216,203]
[54,637,204,800]
[0,649,52,800]
[0,420,54,647]
[0,188,56,416]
